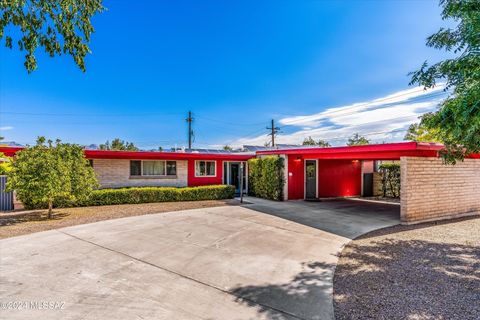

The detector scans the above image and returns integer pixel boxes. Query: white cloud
[0,126,13,131]
[232,85,447,147]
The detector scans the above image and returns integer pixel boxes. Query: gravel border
[333,216,480,320]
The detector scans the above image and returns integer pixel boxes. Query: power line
[0,111,185,117]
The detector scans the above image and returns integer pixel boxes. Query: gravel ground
[0,199,239,239]
[334,216,480,320]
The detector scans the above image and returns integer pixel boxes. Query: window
[195,160,216,177]
[143,161,166,175]
[130,160,176,177]
[130,161,141,176]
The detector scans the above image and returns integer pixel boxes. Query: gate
[0,176,14,211]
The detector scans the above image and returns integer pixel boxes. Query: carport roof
[257,142,445,160]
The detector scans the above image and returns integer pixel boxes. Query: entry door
[230,163,240,193]
[305,160,317,199]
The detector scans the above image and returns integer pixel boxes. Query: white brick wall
[401,157,480,224]
[92,159,188,188]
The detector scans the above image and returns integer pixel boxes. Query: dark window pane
[207,161,216,176]
[130,160,141,176]
[166,161,176,175]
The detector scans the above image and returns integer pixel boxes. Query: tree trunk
[48,200,53,219]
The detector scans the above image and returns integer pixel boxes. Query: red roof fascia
[256,142,444,156]
[84,149,253,160]
[0,146,253,161]
[0,146,23,157]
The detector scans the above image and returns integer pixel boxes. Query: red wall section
[187,160,223,186]
[318,160,361,197]
[287,155,304,200]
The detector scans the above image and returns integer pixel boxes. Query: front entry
[305,160,317,199]
[223,162,247,194]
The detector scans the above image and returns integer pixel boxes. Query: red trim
[0,146,23,157]
[0,146,253,161]
[257,142,444,160]
[257,142,444,155]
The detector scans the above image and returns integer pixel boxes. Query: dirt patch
[334,216,480,320]
[0,199,239,239]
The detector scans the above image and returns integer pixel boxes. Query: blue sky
[0,0,452,149]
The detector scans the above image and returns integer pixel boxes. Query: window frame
[195,160,217,177]
[130,160,177,177]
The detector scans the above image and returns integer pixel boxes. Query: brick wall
[372,172,383,197]
[401,156,480,224]
[92,159,188,188]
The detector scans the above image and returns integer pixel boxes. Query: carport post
[240,162,244,203]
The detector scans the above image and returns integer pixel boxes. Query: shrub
[23,185,235,209]
[248,156,284,201]
[379,163,400,198]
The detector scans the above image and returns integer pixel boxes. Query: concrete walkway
[0,198,399,320]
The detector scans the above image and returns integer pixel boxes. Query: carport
[257,142,442,201]
[257,142,480,224]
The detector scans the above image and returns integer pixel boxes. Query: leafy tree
[302,136,331,147]
[99,138,139,151]
[0,0,105,72]
[302,136,317,146]
[7,137,98,218]
[347,133,370,146]
[410,0,480,163]
[317,139,331,147]
[404,122,441,142]
[158,146,163,152]
[223,145,233,151]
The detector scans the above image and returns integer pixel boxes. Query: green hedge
[248,156,284,201]
[24,185,235,209]
[379,163,401,198]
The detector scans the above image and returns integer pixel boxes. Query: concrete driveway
[0,198,399,320]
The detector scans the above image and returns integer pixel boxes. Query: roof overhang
[0,146,254,161]
[257,142,444,160]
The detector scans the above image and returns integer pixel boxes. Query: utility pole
[266,119,280,147]
[186,111,194,149]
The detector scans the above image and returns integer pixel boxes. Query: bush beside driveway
[333,217,480,320]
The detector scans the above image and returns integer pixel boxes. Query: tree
[7,137,98,218]
[347,133,370,146]
[223,145,233,151]
[302,136,316,146]
[302,136,331,147]
[99,138,139,151]
[404,123,441,142]
[0,0,105,72]
[317,139,331,148]
[410,0,480,163]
